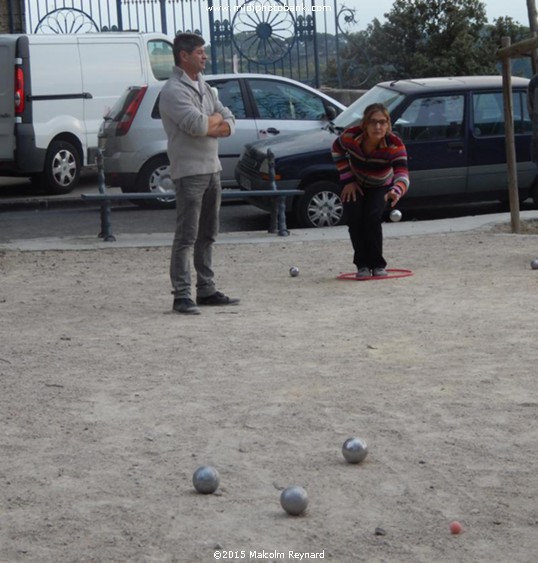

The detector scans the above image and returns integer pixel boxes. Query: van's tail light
[115,86,147,136]
[15,67,25,115]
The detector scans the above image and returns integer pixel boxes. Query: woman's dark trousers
[344,187,389,270]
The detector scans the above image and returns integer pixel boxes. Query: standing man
[160,33,239,315]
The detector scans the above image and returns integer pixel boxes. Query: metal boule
[389,209,402,222]
[280,486,309,515]
[192,465,220,494]
[342,437,368,464]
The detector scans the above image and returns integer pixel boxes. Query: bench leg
[277,196,289,237]
[99,200,116,242]
[96,148,116,242]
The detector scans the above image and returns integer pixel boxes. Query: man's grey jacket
[159,66,236,180]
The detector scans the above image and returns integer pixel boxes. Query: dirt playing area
[1,220,537,563]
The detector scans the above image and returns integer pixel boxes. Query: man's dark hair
[173,33,205,65]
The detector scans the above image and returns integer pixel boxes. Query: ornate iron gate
[21,0,362,88]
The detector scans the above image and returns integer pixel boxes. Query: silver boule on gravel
[342,437,368,464]
[280,486,309,516]
[389,209,402,222]
[289,266,300,277]
[531,258,538,270]
[192,465,220,494]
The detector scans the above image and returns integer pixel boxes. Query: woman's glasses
[368,118,389,127]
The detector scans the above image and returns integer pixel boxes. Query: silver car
[98,73,346,208]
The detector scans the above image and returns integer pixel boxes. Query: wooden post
[497,36,538,59]
[501,37,521,234]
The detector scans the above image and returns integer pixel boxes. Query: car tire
[295,181,345,228]
[40,140,81,195]
[134,154,176,209]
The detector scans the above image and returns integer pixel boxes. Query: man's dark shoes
[196,291,240,306]
[173,298,201,315]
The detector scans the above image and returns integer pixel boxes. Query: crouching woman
[332,103,410,278]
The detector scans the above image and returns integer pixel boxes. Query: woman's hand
[385,189,400,208]
[340,182,363,203]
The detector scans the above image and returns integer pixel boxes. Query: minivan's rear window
[472,91,532,136]
[148,40,174,80]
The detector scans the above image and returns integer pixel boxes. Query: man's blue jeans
[170,173,221,299]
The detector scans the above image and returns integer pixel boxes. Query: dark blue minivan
[235,76,537,228]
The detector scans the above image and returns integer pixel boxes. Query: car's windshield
[333,85,406,128]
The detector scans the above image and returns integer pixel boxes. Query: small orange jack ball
[449,520,463,535]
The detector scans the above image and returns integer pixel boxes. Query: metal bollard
[96,148,116,242]
[267,149,289,236]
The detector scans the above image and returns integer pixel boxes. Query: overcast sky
[343,0,531,29]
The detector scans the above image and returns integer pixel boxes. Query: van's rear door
[0,37,17,161]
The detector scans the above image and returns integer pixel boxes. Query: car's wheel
[41,140,81,194]
[134,155,176,209]
[295,180,345,228]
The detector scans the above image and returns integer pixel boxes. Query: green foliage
[488,15,529,45]
[370,0,493,78]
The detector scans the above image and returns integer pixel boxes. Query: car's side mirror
[325,106,337,121]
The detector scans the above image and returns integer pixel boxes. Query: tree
[323,30,376,88]
[323,0,531,88]
[325,0,529,87]
[488,15,530,44]
[486,16,531,77]
[369,0,495,79]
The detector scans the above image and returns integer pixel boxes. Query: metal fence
[22,0,362,88]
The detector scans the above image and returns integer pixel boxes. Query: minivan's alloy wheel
[296,181,344,228]
[134,155,176,209]
[43,140,81,195]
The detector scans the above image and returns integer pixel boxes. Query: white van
[0,32,174,193]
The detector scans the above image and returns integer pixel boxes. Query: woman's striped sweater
[331,126,410,197]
